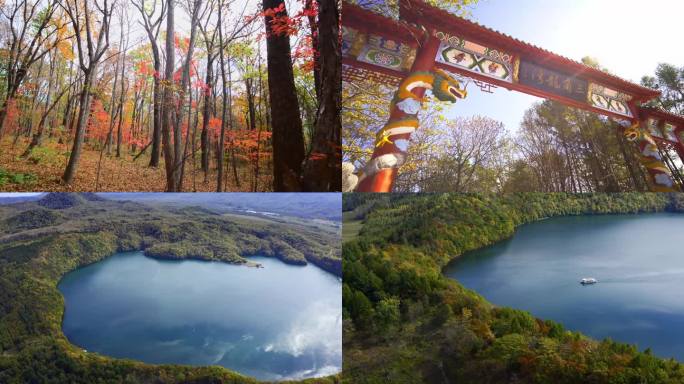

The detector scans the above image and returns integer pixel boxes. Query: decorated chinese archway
[342,0,684,193]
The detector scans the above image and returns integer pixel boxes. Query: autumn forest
[0,0,341,192]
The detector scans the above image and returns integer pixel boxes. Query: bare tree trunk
[263,0,305,191]
[61,0,116,184]
[116,80,127,157]
[201,58,214,180]
[149,75,163,167]
[132,0,166,168]
[162,0,178,191]
[253,51,264,192]
[305,0,321,102]
[227,55,240,188]
[217,1,228,192]
[302,0,341,191]
[62,67,96,184]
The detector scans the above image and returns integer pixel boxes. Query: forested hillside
[0,193,340,383]
[343,193,684,383]
[0,0,341,192]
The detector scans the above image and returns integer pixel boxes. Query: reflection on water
[58,252,341,381]
[444,213,684,361]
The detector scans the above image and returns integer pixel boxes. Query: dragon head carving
[432,69,468,103]
[623,123,642,142]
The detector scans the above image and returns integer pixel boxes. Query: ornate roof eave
[640,107,684,127]
[397,0,661,102]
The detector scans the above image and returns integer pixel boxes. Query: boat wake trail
[597,269,684,284]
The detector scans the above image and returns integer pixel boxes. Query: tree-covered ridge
[0,193,340,384]
[0,193,341,275]
[342,193,684,383]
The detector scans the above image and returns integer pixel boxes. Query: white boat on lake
[580,277,598,285]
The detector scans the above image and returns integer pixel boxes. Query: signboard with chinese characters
[517,60,588,103]
[434,31,514,83]
[588,83,633,118]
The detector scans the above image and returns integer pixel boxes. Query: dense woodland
[343,2,684,193]
[342,192,684,383]
[0,193,341,383]
[0,0,341,192]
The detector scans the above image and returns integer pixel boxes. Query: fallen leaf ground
[0,137,273,192]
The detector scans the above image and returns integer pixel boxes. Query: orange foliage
[226,129,273,161]
[85,100,111,144]
[258,1,319,73]
[208,117,222,139]
[4,99,20,134]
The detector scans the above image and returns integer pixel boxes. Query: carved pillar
[356,34,442,192]
[624,121,679,192]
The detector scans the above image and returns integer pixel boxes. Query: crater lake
[58,251,342,381]
[444,213,684,361]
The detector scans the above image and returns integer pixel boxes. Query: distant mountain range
[0,193,43,205]
[101,193,341,221]
[0,192,341,221]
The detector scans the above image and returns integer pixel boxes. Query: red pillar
[356,34,442,192]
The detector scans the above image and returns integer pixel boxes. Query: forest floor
[0,137,273,192]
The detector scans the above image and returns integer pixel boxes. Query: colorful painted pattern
[357,34,414,72]
[624,122,677,192]
[342,26,415,72]
[433,31,513,82]
[588,83,632,117]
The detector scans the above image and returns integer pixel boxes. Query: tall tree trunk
[31,56,56,139]
[201,57,214,179]
[162,0,178,191]
[263,0,305,191]
[116,81,127,157]
[107,50,122,155]
[254,50,266,192]
[149,74,163,167]
[62,67,96,184]
[61,61,76,138]
[171,0,202,191]
[302,0,341,191]
[228,57,240,188]
[305,0,321,102]
[217,3,228,192]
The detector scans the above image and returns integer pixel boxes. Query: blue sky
[444,0,684,133]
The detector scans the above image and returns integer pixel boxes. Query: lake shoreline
[444,212,684,362]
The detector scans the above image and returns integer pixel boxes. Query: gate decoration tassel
[624,122,678,192]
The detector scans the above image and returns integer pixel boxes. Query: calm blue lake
[58,252,342,381]
[444,213,684,360]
